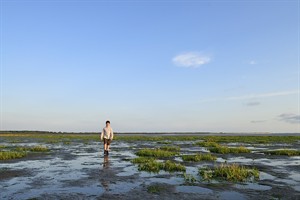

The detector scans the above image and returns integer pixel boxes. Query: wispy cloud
[249,60,257,65]
[278,113,300,124]
[199,90,298,104]
[225,90,299,101]
[172,52,211,68]
[251,120,267,123]
[246,101,260,106]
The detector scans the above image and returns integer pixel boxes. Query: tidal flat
[0,132,299,200]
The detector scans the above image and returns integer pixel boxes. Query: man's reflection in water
[103,155,110,168]
[101,155,110,191]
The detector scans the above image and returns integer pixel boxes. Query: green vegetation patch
[183,173,197,183]
[157,141,171,144]
[159,145,180,152]
[116,135,205,142]
[63,141,71,145]
[209,146,250,154]
[147,185,165,194]
[0,151,27,160]
[136,148,178,158]
[182,153,217,162]
[16,145,49,152]
[163,160,186,172]
[133,157,186,173]
[264,149,300,156]
[138,160,164,173]
[195,141,219,147]
[131,157,155,164]
[1,132,299,144]
[202,135,300,144]
[199,163,259,182]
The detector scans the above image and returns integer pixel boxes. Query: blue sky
[1,0,299,132]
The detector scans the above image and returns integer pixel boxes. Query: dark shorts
[103,138,112,145]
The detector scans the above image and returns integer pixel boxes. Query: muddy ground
[0,134,300,200]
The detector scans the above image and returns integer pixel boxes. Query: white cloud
[249,60,257,65]
[172,52,211,68]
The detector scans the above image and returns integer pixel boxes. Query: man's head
[106,120,110,127]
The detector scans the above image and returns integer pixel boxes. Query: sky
[1,0,299,133]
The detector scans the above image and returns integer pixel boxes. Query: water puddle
[176,185,213,194]
[116,165,138,176]
[148,177,184,185]
[218,191,247,200]
[108,181,142,194]
[235,183,272,191]
[260,172,276,180]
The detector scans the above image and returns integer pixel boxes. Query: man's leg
[107,139,112,151]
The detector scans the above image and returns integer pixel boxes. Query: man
[100,120,114,155]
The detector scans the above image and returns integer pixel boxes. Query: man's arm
[110,128,114,140]
[100,129,104,140]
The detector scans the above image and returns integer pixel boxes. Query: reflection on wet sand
[100,155,110,191]
[103,155,110,168]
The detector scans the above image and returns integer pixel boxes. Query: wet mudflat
[0,133,299,200]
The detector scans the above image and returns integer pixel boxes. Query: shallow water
[176,185,213,194]
[1,138,300,199]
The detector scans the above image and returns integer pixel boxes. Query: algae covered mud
[0,132,299,200]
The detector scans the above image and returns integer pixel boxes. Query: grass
[138,160,164,173]
[196,140,251,154]
[157,141,171,144]
[264,149,300,156]
[195,141,219,147]
[182,153,217,162]
[16,145,49,152]
[199,163,259,182]
[183,173,197,183]
[117,135,300,144]
[159,145,180,152]
[47,140,60,144]
[163,160,186,172]
[131,157,155,164]
[202,135,300,144]
[136,148,178,158]
[133,157,186,173]
[147,185,164,193]
[209,146,250,154]
[1,131,299,144]
[116,135,206,142]
[0,151,27,160]
[63,141,71,145]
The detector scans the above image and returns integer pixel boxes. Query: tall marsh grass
[195,141,219,147]
[0,151,27,160]
[16,145,49,152]
[209,146,250,154]
[136,148,178,158]
[159,146,180,152]
[182,153,217,162]
[264,149,300,156]
[199,163,259,182]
